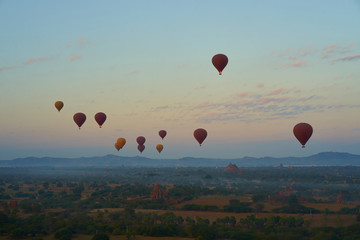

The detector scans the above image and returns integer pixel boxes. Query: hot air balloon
[138,144,145,153]
[55,101,64,112]
[136,136,146,146]
[156,144,163,153]
[114,143,121,151]
[73,112,86,129]
[293,123,313,148]
[194,128,207,146]
[95,112,107,128]
[159,130,167,140]
[212,54,228,75]
[116,138,126,149]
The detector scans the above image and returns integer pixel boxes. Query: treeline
[2,179,360,216]
[1,208,360,240]
[1,166,360,201]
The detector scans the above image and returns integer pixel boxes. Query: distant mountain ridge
[0,152,360,167]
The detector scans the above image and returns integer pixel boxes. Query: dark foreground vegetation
[1,165,360,239]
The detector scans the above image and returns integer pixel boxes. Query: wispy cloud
[274,44,313,61]
[129,69,140,75]
[268,88,286,96]
[26,57,51,64]
[331,54,360,63]
[236,91,251,98]
[186,85,356,123]
[341,42,355,54]
[281,61,307,68]
[2,36,92,71]
[64,36,91,49]
[156,105,169,110]
[149,105,172,113]
[156,84,359,124]
[297,44,313,57]
[177,64,187,69]
[197,112,244,123]
[195,101,360,123]
[77,36,91,48]
[256,83,264,88]
[293,61,306,67]
[194,85,207,90]
[193,102,218,110]
[322,44,338,58]
[272,43,357,67]
[255,96,290,105]
[322,43,359,63]
[70,55,82,61]
[0,66,14,72]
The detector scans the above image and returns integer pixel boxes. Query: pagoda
[151,182,168,200]
[224,163,242,173]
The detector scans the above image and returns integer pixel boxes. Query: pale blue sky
[1,0,360,160]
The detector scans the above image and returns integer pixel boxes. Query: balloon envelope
[159,130,167,140]
[156,144,163,153]
[116,138,126,149]
[293,123,313,148]
[136,136,146,146]
[137,144,145,153]
[95,112,107,128]
[73,112,86,129]
[114,143,121,151]
[212,54,228,75]
[55,101,64,112]
[194,128,207,146]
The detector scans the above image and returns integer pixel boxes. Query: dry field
[87,207,360,228]
[175,194,252,208]
[303,202,360,212]
[177,194,360,212]
[0,236,194,240]
[134,208,357,227]
[88,194,359,228]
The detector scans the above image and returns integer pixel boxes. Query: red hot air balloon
[73,112,86,129]
[159,130,167,140]
[194,128,207,146]
[138,144,145,153]
[95,112,107,128]
[293,123,313,148]
[212,54,228,75]
[136,136,146,146]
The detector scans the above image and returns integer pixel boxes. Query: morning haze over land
[1,1,360,240]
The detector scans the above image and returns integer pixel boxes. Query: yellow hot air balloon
[55,101,64,112]
[114,143,121,151]
[156,144,163,153]
[116,138,126,149]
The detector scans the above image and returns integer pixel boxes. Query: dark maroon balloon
[136,136,146,146]
[194,128,207,146]
[293,123,313,148]
[137,144,145,153]
[159,130,167,140]
[212,54,228,75]
[95,112,107,128]
[73,112,86,129]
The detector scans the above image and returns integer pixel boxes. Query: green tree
[91,233,109,240]
[54,227,72,240]
[254,203,264,213]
